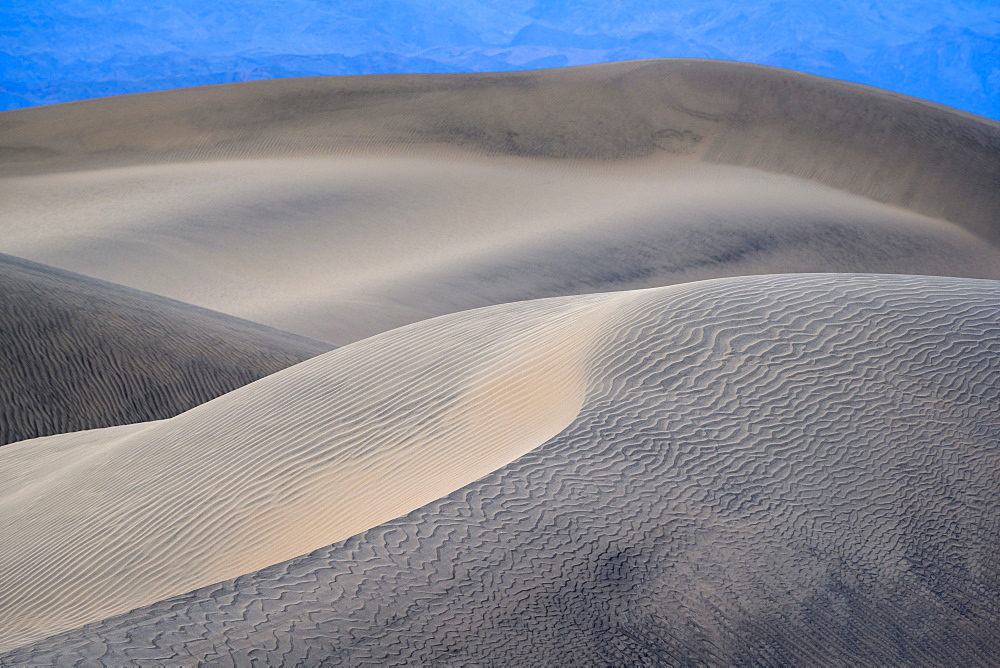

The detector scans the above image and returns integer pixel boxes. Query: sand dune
[2,273,998,664]
[0,289,618,651]
[1,60,998,343]
[0,253,333,446]
[1,60,999,663]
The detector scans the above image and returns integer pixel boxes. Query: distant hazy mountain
[2,0,997,119]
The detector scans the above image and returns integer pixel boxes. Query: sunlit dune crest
[0,290,614,651]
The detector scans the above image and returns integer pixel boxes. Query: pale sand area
[0,289,618,651]
[1,60,998,343]
[3,274,998,664]
[0,253,333,446]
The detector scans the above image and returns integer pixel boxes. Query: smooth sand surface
[3,274,998,664]
[1,60,998,343]
[0,253,333,446]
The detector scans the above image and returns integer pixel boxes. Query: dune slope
[2,273,999,664]
[0,289,618,652]
[1,60,998,343]
[0,253,334,446]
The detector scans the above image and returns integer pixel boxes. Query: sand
[0,290,616,651]
[1,60,998,343]
[3,274,999,664]
[0,253,333,446]
[1,59,999,663]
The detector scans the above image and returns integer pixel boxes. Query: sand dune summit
[2,273,999,664]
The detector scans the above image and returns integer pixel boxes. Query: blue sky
[1,1,998,119]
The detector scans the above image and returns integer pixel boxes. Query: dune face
[0,253,334,446]
[0,291,616,651]
[1,60,999,343]
[2,274,998,664]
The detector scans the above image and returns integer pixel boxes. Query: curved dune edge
[0,290,620,652]
[3,273,998,664]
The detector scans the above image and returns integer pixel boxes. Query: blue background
[2,1,998,119]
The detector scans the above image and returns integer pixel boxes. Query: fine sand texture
[2,274,999,664]
[1,60,999,343]
[0,253,334,446]
[0,289,619,651]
